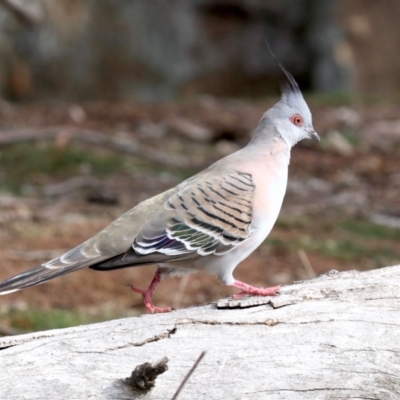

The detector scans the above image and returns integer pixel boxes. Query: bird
[0,59,319,313]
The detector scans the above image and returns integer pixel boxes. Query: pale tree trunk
[1,265,400,399]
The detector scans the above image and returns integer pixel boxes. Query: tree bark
[1,265,400,399]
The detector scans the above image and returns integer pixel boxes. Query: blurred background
[1,0,400,335]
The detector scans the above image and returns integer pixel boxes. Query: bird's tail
[0,240,197,295]
[0,262,90,295]
[0,242,110,295]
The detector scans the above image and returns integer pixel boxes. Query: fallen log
[1,265,400,399]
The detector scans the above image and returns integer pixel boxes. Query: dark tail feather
[264,39,301,95]
[90,248,196,271]
[0,249,197,294]
[0,264,89,294]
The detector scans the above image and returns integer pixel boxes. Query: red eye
[290,114,304,127]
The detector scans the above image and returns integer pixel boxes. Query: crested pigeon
[0,62,319,313]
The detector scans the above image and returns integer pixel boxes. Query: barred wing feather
[134,172,255,257]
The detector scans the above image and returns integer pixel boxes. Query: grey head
[255,49,320,147]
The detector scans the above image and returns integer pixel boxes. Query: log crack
[175,318,279,327]
[132,327,177,347]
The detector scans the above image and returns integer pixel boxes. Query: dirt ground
[1,96,400,326]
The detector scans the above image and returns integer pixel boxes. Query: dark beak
[307,129,320,142]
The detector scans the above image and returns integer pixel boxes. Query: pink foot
[232,279,280,299]
[128,269,172,314]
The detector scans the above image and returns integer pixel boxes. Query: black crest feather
[265,40,301,96]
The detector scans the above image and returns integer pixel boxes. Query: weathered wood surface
[1,266,400,399]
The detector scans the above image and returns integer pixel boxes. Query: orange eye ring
[290,114,304,127]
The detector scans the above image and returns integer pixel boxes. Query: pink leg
[232,279,280,299]
[128,269,171,314]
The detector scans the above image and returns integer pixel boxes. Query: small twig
[298,249,317,279]
[171,351,206,400]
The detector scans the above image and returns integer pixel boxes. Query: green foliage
[339,219,400,240]
[0,143,125,193]
[268,217,400,267]
[307,91,353,106]
[2,308,122,333]
[308,238,398,262]
[338,129,361,146]
[308,92,400,107]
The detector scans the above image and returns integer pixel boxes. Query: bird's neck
[246,131,291,163]
[250,115,294,146]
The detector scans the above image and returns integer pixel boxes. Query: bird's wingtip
[0,288,20,295]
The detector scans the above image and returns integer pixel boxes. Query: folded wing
[0,172,256,292]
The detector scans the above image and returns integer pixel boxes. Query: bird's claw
[232,280,281,298]
[147,305,172,314]
[128,277,172,313]
[232,291,248,299]
[127,284,145,295]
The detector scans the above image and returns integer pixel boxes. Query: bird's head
[262,44,320,147]
[265,75,319,146]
